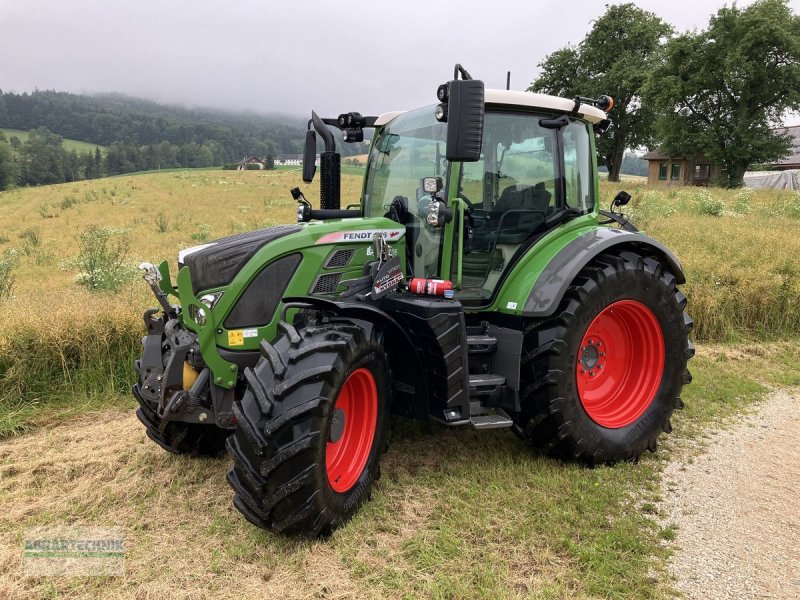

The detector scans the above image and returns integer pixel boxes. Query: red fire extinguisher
[407,278,454,297]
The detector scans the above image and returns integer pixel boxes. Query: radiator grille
[311,272,342,294]
[324,248,355,269]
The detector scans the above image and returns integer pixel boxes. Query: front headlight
[190,292,224,326]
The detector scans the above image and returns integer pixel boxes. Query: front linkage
[133,266,234,457]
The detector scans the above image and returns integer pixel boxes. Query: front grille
[324,248,355,269]
[311,272,342,294]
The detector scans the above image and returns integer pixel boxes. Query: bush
[0,255,17,302]
[733,189,754,215]
[694,189,724,216]
[18,228,40,247]
[38,203,56,219]
[75,226,132,293]
[191,223,212,242]
[155,211,169,233]
[244,163,262,170]
[60,195,79,210]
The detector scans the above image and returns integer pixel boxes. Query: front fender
[281,295,430,420]
[521,228,686,318]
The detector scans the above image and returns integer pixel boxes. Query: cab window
[457,111,594,300]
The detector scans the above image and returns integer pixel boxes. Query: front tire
[514,250,694,464]
[226,317,389,536]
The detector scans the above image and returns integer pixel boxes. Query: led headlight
[190,292,224,326]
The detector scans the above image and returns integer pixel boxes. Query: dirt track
[661,389,800,599]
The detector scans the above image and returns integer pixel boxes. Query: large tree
[530,3,671,181]
[646,0,800,188]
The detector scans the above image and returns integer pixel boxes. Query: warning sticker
[242,328,259,338]
[228,330,244,346]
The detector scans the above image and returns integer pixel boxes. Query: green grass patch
[1,128,106,154]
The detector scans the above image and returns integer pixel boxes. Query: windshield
[363,106,447,278]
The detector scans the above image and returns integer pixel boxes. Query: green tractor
[134,65,693,536]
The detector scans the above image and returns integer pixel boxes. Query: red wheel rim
[576,300,665,429]
[326,368,378,493]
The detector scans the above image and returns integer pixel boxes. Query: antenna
[506,71,511,90]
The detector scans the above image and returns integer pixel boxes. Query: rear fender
[522,228,686,318]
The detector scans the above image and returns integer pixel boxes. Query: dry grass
[600,182,800,341]
[0,409,674,599]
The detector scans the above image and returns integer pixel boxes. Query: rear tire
[513,250,694,464]
[226,317,389,536]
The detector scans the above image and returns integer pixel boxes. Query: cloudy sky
[2,0,798,120]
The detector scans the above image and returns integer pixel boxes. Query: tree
[646,0,800,188]
[0,141,18,190]
[530,3,671,181]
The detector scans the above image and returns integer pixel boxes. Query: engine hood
[179,224,302,293]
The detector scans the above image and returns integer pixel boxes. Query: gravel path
[661,389,800,599]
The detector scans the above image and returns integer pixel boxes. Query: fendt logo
[315,229,405,245]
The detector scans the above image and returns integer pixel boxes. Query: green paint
[157,260,177,297]
[490,214,600,315]
[174,216,406,388]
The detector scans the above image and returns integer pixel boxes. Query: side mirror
[438,79,484,162]
[613,191,632,207]
[302,130,317,183]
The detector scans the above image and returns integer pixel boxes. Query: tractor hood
[178,225,302,293]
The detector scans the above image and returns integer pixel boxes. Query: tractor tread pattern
[227,318,388,536]
[514,249,693,465]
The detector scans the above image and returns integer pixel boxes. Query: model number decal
[314,229,405,245]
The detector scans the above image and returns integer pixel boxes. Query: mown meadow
[0,169,797,436]
[0,168,799,598]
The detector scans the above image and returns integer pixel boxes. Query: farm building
[643,125,800,186]
[275,154,303,166]
[640,151,720,186]
[771,125,800,170]
[236,157,266,170]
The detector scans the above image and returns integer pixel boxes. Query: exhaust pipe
[311,111,341,210]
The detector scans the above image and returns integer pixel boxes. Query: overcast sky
[2,0,799,121]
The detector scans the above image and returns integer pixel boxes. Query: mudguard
[522,228,686,318]
[280,295,431,420]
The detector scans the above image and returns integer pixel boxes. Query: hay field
[1,169,799,598]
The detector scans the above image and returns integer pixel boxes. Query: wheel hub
[579,338,605,374]
[329,408,346,443]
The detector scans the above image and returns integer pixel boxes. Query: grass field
[1,128,106,154]
[0,169,799,597]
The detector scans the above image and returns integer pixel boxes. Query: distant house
[275,154,303,166]
[643,125,800,186]
[237,157,266,170]
[770,125,800,170]
[641,151,720,186]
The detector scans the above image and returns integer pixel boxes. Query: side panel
[177,216,406,388]
[521,228,686,318]
[484,214,600,315]
[487,220,685,318]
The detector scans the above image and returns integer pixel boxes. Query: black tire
[226,317,389,536]
[135,401,231,458]
[513,250,694,464]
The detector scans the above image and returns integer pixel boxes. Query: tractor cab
[361,97,602,303]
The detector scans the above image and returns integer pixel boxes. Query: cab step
[466,334,498,355]
[468,373,506,389]
[470,409,513,429]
